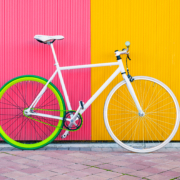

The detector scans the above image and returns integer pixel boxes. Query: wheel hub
[23,108,32,116]
[139,112,145,117]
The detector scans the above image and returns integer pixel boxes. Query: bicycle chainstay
[23,108,83,132]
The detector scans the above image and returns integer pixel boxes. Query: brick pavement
[0,146,180,180]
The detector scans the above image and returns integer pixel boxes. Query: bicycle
[0,35,179,153]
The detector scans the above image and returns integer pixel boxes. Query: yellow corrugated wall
[91,0,180,140]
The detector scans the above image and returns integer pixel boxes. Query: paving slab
[57,147,69,150]
[91,148,102,152]
[101,147,113,152]
[46,147,58,151]
[1,147,14,151]
[0,143,180,180]
[69,147,80,151]
[80,147,91,151]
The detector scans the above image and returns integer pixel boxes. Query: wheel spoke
[115,92,136,108]
[111,98,137,112]
[1,112,23,127]
[143,116,161,143]
[145,91,168,111]
[28,118,43,140]
[15,84,29,107]
[121,117,140,141]
[109,103,137,113]
[145,116,169,137]
[1,96,23,112]
[114,115,138,135]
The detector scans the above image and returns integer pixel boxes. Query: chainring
[63,110,83,131]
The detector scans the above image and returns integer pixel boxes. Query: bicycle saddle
[34,35,64,44]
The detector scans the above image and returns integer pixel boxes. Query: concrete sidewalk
[0,144,180,179]
[0,142,180,152]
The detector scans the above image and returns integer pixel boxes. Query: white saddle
[34,35,64,44]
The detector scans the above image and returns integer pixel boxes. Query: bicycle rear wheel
[0,75,65,150]
[104,76,179,153]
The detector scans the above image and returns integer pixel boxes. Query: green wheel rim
[0,75,65,150]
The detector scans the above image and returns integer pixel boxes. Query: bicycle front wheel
[0,75,65,150]
[104,76,179,153]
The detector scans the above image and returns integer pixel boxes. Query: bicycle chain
[23,108,83,132]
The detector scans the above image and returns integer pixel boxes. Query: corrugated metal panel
[91,0,180,140]
[0,0,91,141]
[0,0,5,142]
[0,0,5,89]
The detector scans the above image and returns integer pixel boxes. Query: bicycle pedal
[61,134,66,139]
[61,130,69,139]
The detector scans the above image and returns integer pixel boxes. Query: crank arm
[61,121,77,139]
[61,101,84,139]
[61,130,70,138]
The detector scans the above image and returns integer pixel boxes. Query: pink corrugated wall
[0,0,91,140]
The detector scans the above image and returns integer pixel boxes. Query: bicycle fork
[122,73,145,116]
[117,59,144,116]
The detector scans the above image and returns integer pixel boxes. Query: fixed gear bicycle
[0,35,179,153]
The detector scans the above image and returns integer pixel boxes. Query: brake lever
[122,48,131,60]
[127,54,131,60]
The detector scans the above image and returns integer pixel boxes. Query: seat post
[50,43,59,66]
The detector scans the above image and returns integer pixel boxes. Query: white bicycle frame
[26,43,144,122]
